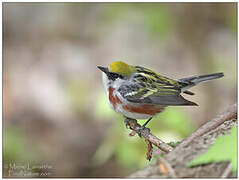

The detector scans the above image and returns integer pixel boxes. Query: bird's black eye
[108,72,124,80]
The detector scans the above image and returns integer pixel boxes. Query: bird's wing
[118,82,197,106]
[139,93,198,106]
[118,66,197,106]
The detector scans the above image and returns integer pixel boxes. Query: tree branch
[129,103,237,178]
[177,104,237,148]
[220,163,232,178]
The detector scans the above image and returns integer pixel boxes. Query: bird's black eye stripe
[108,72,124,80]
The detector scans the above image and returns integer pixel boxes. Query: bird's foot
[135,126,151,138]
[124,117,151,137]
[124,117,137,129]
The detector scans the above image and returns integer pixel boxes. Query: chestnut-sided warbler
[98,61,224,128]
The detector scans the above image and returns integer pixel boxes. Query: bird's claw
[124,117,137,129]
[124,117,150,137]
[136,126,150,137]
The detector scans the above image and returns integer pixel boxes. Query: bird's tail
[179,72,224,92]
[179,72,224,84]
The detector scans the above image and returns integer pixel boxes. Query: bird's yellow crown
[109,61,136,77]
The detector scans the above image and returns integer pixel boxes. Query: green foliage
[93,113,149,170]
[101,4,174,39]
[93,118,124,165]
[139,5,175,38]
[115,138,146,169]
[151,107,196,137]
[226,7,237,33]
[101,3,130,23]
[167,141,180,148]
[3,126,36,163]
[211,55,236,87]
[94,91,116,120]
[188,126,237,172]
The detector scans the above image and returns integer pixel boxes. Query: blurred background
[3,2,237,177]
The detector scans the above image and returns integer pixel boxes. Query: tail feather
[181,72,224,84]
[179,72,224,91]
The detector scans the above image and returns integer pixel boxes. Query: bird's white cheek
[102,73,109,89]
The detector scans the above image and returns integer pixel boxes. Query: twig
[221,163,232,178]
[145,139,153,161]
[124,117,174,154]
[178,104,237,148]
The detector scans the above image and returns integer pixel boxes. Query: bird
[97,61,224,131]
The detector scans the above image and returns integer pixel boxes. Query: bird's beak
[97,66,109,74]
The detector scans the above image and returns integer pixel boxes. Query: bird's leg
[142,117,153,127]
[124,116,137,129]
[124,116,152,137]
[136,117,153,137]
[124,117,138,136]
